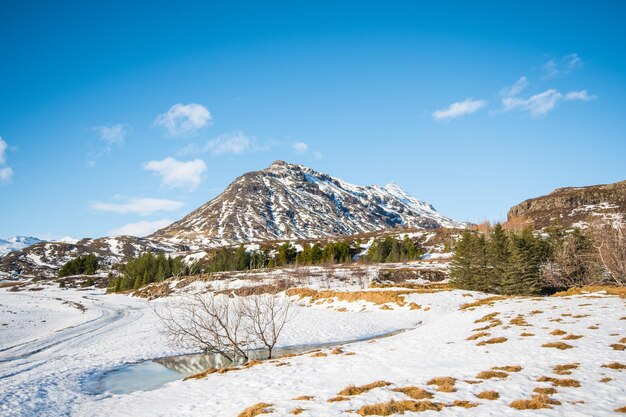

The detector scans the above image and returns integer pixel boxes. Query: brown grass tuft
[477,337,507,346]
[620,337,626,343]
[476,370,508,380]
[542,342,574,350]
[460,296,507,310]
[287,288,436,307]
[510,315,530,326]
[475,312,499,323]
[552,286,626,297]
[530,310,543,315]
[492,365,522,372]
[450,400,479,408]
[391,386,433,400]
[356,400,444,416]
[533,387,557,395]
[536,376,581,387]
[466,331,490,341]
[615,406,626,413]
[552,363,579,375]
[599,377,612,383]
[427,376,456,392]
[327,396,349,402]
[550,329,567,336]
[602,362,626,370]
[510,395,561,410]
[563,334,583,340]
[338,381,391,396]
[238,403,273,417]
[611,343,626,351]
[290,408,304,415]
[293,396,314,401]
[476,391,500,400]
[520,332,535,337]
[330,347,344,355]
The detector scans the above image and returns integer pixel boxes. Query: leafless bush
[155,292,294,361]
[590,219,626,285]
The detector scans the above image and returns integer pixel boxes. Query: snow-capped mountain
[151,160,463,248]
[0,236,43,257]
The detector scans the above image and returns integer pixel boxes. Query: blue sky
[1,1,625,239]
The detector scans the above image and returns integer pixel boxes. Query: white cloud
[502,89,562,117]
[143,157,207,191]
[93,124,127,145]
[155,103,212,136]
[565,90,597,101]
[205,131,252,155]
[542,53,583,78]
[313,151,323,160]
[90,197,184,216]
[109,219,173,237]
[0,167,13,183]
[432,98,487,121]
[292,142,309,154]
[0,137,7,165]
[500,76,528,97]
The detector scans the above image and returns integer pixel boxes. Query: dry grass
[602,362,626,370]
[477,337,507,346]
[290,408,304,415]
[599,377,612,383]
[588,325,599,330]
[475,312,499,323]
[379,305,393,310]
[492,365,522,372]
[563,334,583,340]
[427,376,456,392]
[533,387,558,395]
[520,332,535,337]
[460,296,507,310]
[327,396,350,402]
[466,331,490,341]
[472,320,503,331]
[510,395,561,410]
[549,329,567,336]
[330,347,344,355]
[238,403,273,417]
[287,288,441,307]
[338,381,391,396]
[450,400,479,408]
[542,342,574,350]
[620,337,626,343]
[530,310,544,315]
[293,396,314,401]
[552,363,579,375]
[552,286,626,297]
[310,352,327,357]
[409,302,422,310]
[356,400,444,416]
[611,343,626,351]
[615,406,626,413]
[510,315,531,326]
[537,376,581,387]
[476,370,508,380]
[476,391,500,400]
[391,386,433,400]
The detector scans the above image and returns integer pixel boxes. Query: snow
[1,283,625,416]
[0,236,43,257]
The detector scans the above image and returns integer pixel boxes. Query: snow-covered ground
[1,283,625,416]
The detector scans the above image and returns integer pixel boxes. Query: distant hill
[0,236,43,257]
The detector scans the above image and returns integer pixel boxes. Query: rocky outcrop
[505,180,626,230]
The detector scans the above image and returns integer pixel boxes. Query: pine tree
[487,224,509,292]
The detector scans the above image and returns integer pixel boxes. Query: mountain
[1,236,185,278]
[0,236,44,257]
[151,160,463,247]
[505,179,626,230]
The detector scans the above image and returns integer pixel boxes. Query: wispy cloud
[500,76,529,98]
[93,124,128,146]
[143,157,207,191]
[292,142,309,154]
[0,137,13,184]
[502,89,562,117]
[108,218,173,237]
[179,131,272,156]
[90,197,184,215]
[155,103,212,136]
[564,90,597,101]
[432,98,487,121]
[542,53,583,78]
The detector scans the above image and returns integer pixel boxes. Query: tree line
[58,254,99,278]
[450,223,610,295]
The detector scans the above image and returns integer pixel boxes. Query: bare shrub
[242,293,294,359]
[589,219,626,285]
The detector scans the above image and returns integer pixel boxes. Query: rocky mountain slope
[0,236,44,257]
[505,179,626,230]
[151,160,463,247]
[1,236,185,278]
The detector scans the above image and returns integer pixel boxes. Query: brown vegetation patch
[476,391,500,400]
[510,395,561,410]
[476,371,508,380]
[477,337,507,346]
[472,320,503,331]
[293,396,314,401]
[549,329,567,336]
[599,377,612,383]
[588,325,599,329]
[533,387,557,395]
[611,343,626,351]
[450,400,478,408]
[530,310,544,315]
[492,365,522,372]
[310,352,327,357]
[338,381,391,396]
[356,400,444,416]
[409,302,422,310]
[290,408,304,415]
[475,312,499,323]
[466,331,490,341]
[537,376,581,387]
[460,296,507,310]
[552,363,579,375]
[287,288,425,307]
[238,403,273,417]
[391,386,433,400]
[427,377,456,392]
[620,337,626,343]
[520,332,535,337]
[552,286,626,298]
[563,334,583,340]
[542,342,574,350]
[615,406,626,413]
[602,362,626,370]
[327,396,349,402]
[510,315,530,326]
[330,347,344,355]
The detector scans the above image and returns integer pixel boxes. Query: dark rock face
[150,161,462,247]
[506,180,626,230]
